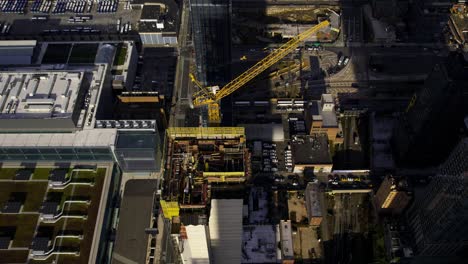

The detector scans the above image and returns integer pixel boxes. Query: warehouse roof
[139,32,178,45]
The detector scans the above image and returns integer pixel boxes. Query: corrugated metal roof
[140,33,177,45]
[209,199,243,264]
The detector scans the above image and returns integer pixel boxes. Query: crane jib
[191,19,330,120]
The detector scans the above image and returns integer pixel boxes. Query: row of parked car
[0,0,27,13]
[42,27,100,34]
[97,0,117,13]
[52,0,90,14]
[262,143,278,172]
[0,21,11,34]
[30,0,52,13]
[328,174,366,183]
[285,145,293,172]
[67,15,92,23]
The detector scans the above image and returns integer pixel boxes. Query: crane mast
[191,20,330,124]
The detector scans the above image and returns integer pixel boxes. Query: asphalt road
[342,6,363,44]
[329,193,369,264]
[170,1,195,127]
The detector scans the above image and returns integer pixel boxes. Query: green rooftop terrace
[0,165,109,264]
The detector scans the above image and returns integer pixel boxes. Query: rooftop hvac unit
[27,104,53,112]
[26,98,54,105]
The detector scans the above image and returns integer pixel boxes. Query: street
[170,0,198,127]
[342,6,363,44]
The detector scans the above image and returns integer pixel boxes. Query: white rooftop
[279,220,293,258]
[0,70,84,118]
[0,40,37,47]
[180,225,210,264]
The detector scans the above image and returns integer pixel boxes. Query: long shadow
[335,0,467,172]
[228,0,336,128]
[345,1,468,263]
[189,0,233,125]
[326,0,465,263]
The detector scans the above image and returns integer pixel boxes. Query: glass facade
[190,0,232,85]
[0,129,161,172]
[114,131,162,172]
[0,147,113,161]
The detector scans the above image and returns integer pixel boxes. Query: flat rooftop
[179,225,210,264]
[308,101,338,127]
[113,179,158,264]
[242,225,278,263]
[305,182,322,218]
[141,5,161,20]
[0,164,112,264]
[0,40,37,47]
[0,70,84,118]
[291,134,331,165]
[137,0,178,33]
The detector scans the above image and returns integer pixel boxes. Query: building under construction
[163,127,250,208]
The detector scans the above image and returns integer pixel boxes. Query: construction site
[232,5,341,45]
[163,127,250,209]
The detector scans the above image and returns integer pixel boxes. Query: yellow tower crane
[191,20,330,124]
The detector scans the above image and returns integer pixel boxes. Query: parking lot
[0,0,141,36]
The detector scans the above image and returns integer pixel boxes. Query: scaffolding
[167,127,245,140]
[160,200,180,219]
[163,127,249,208]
